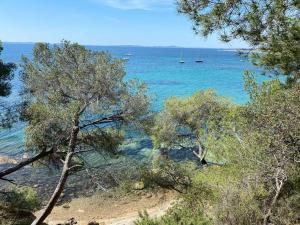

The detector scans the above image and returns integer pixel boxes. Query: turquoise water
[0,43,263,156]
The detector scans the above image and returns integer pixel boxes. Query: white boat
[179,52,185,63]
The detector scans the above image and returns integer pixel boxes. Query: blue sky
[0,0,247,48]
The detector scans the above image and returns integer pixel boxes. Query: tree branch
[79,113,124,129]
[0,177,16,184]
[263,168,286,225]
[0,147,54,179]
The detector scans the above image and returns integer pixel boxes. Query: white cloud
[93,0,174,10]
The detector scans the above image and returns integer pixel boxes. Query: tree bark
[31,120,79,225]
[193,143,207,164]
[0,148,54,179]
[263,169,285,225]
[31,152,73,225]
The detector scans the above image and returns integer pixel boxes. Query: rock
[63,204,70,209]
[146,193,153,198]
[87,221,100,225]
[61,217,77,225]
[22,153,29,160]
[133,181,145,190]
[77,209,85,213]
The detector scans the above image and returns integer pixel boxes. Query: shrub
[0,186,40,225]
[135,203,212,225]
[139,159,196,193]
[134,211,159,225]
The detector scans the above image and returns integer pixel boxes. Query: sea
[0,43,264,158]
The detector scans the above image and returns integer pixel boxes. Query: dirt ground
[35,190,177,225]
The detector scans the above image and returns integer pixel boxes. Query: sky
[0,0,247,48]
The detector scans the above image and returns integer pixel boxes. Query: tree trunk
[0,148,54,179]
[263,169,285,225]
[193,143,207,165]
[31,121,79,225]
[31,152,72,225]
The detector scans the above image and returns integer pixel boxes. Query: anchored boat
[179,52,185,63]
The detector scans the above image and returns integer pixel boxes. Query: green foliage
[113,162,142,195]
[0,41,16,97]
[135,211,160,225]
[19,41,151,223]
[177,0,300,85]
[0,186,39,225]
[0,41,17,128]
[1,186,40,211]
[147,75,299,224]
[159,204,212,225]
[172,10,300,221]
[151,89,233,162]
[135,200,212,225]
[21,40,150,163]
[140,159,195,193]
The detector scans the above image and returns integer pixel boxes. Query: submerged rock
[0,155,17,165]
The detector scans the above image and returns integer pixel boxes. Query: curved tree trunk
[31,122,79,225]
[263,183,283,225]
[31,152,72,225]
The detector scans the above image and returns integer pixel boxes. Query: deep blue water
[0,43,264,156]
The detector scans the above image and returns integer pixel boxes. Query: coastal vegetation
[0,0,299,225]
[136,77,300,225]
[135,0,300,224]
[0,41,15,98]
[21,41,150,224]
[0,41,16,128]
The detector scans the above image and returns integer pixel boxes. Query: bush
[135,161,213,225]
[139,159,196,193]
[0,185,40,225]
[135,204,212,225]
[3,185,40,211]
[134,211,159,225]
[161,204,212,225]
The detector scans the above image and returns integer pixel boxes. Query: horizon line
[2,41,249,50]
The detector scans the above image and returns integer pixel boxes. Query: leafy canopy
[0,41,16,128]
[151,89,232,162]
[21,40,150,161]
[0,41,15,97]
